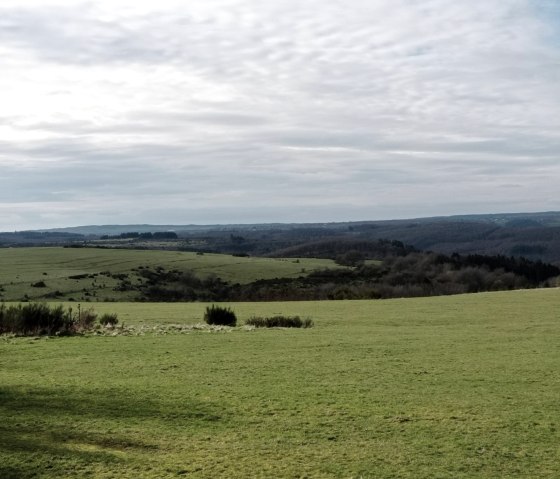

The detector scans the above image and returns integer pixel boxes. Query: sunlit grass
[0,247,337,301]
[1,289,559,477]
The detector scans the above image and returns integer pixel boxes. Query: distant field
[1,289,559,478]
[0,247,337,302]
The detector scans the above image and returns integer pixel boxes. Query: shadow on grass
[0,385,227,478]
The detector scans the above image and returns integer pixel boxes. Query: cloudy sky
[1,0,559,230]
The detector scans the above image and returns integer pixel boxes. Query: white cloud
[0,0,559,229]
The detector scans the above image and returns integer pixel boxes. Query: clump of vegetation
[31,281,47,288]
[69,273,89,280]
[75,307,97,332]
[203,305,237,326]
[0,303,119,336]
[99,313,119,326]
[245,315,313,328]
[0,303,73,336]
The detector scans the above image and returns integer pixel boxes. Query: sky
[1,0,559,230]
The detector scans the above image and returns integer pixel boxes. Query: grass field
[1,289,559,478]
[0,247,337,302]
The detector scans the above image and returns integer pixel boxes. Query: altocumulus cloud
[0,0,559,229]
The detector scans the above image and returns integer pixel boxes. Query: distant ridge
[31,223,337,236]
[26,210,560,236]
[2,210,559,265]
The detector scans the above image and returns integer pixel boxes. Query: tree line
[125,249,559,302]
[100,231,178,240]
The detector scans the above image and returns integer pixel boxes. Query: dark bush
[31,281,47,288]
[245,315,313,328]
[0,303,72,335]
[99,313,119,326]
[203,305,237,326]
[0,303,119,336]
[69,274,89,280]
[111,273,129,280]
[335,250,365,267]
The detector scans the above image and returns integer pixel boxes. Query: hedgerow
[245,315,313,328]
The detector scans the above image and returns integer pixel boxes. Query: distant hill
[2,211,560,265]
[27,211,560,236]
[430,211,560,227]
[35,224,223,235]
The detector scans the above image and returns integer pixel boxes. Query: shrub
[69,274,89,280]
[75,307,97,331]
[302,318,314,328]
[0,303,73,335]
[203,305,237,326]
[245,315,313,328]
[99,313,119,326]
[0,303,119,336]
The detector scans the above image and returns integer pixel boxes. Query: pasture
[0,247,336,302]
[1,289,559,478]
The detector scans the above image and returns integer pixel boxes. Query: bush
[99,313,119,326]
[245,315,313,328]
[0,303,73,335]
[0,303,119,336]
[75,307,97,331]
[203,305,237,326]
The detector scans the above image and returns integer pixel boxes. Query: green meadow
[1,289,559,478]
[0,247,336,302]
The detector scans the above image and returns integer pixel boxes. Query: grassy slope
[1,289,560,478]
[0,247,336,301]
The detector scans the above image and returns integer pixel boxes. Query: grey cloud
[0,7,172,65]
[0,0,559,229]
